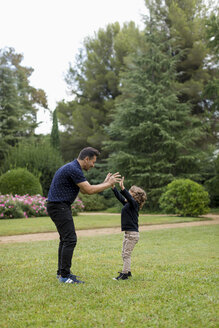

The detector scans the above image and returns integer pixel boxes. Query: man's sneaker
[128,271,132,277]
[113,272,129,280]
[59,273,85,284]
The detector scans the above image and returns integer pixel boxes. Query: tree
[105,18,206,209]
[144,0,217,145]
[165,0,210,113]
[1,137,64,196]
[0,47,48,164]
[203,9,219,145]
[57,22,143,161]
[50,109,60,150]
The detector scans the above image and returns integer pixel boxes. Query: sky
[0,0,146,134]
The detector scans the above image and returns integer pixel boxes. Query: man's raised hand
[104,173,112,183]
[108,172,121,187]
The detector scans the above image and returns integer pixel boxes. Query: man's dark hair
[78,147,100,160]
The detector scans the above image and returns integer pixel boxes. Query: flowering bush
[0,194,84,219]
[71,198,85,216]
[0,194,47,219]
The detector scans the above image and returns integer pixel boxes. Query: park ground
[0,213,218,327]
[0,213,218,244]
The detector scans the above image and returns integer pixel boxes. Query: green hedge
[79,193,107,211]
[0,168,42,196]
[159,179,210,217]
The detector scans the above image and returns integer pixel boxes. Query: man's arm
[77,172,121,195]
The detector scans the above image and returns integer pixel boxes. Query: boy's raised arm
[112,186,126,205]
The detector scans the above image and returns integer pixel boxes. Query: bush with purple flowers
[71,198,85,216]
[0,194,84,219]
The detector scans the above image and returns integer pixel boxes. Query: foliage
[0,195,24,219]
[204,154,219,206]
[0,47,48,164]
[145,0,218,147]
[159,179,210,216]
[0,194,84,219]
[1,138,64,196]
[106,21,206,209]
[50,109,60,150]
[71,198,85,216]
[57,22,143,161]
[0,168,42,196]
[79,193,107,211]
[0,194,47,219]
[203,9,219,140]
[205,9,219,56]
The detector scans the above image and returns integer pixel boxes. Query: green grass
[0,214,211,236]
[209,208,219,214]
[0,225,218,327]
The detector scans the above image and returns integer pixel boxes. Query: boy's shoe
[128,271,132,277]
[113,272,129,280]
[59,273,85,284]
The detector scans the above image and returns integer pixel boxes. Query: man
[47,147,120,284]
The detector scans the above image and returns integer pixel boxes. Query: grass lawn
[0,214,212,236]
[0,225,218,327]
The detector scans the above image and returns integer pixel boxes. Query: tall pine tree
[50,109,60,150]
[57,22,143,161]
[106,20,205,209]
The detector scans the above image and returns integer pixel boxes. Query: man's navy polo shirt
[47,159,86,204]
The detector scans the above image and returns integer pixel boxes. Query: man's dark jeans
[46,202,77,277]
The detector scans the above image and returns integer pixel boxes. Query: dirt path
[0,214,218,244]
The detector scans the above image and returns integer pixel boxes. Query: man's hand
[108,172,121,187]
[119,176,125,190]
[77,172,121,195]
[104,173,114,188]
[104,173,112,182]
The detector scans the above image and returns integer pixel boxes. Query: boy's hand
[119,176,125,190]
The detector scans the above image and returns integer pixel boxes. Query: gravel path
[0,214,218,244]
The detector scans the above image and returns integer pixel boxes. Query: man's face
[83,156,97,171]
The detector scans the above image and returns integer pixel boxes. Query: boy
[112,176,146,280]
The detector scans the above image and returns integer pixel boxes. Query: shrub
[0,168,42,196]
[205,176,219,207]
[0,195,24,219]
[79,193,107,211]
[204,155,219,207]
[1,139,64,196]
[159,179,210,217]
[71,198,85,216]
[0,194,84,219]
[0,194,47,219]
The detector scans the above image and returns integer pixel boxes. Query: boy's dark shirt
[112,187,139,232]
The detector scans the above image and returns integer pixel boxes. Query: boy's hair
[129,185,147,209]
[78,147,100,160]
